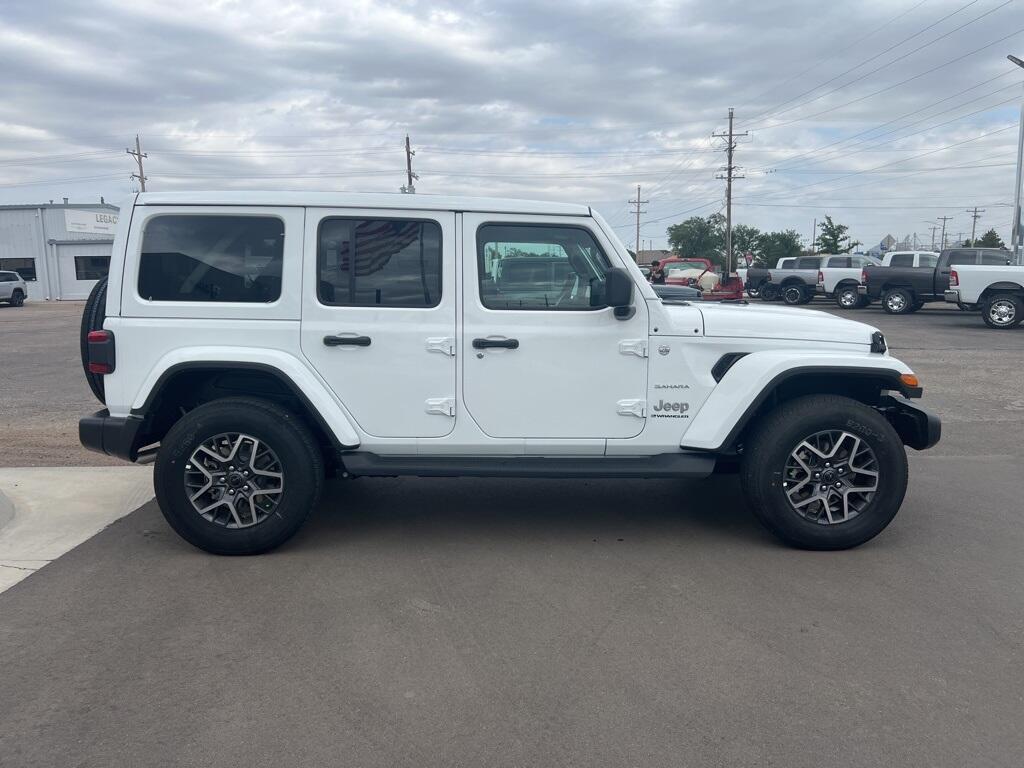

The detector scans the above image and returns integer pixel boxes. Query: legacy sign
[65,209,119,236]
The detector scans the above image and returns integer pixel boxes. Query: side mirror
[603,267,635,319]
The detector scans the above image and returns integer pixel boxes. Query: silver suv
[0,271,27,307]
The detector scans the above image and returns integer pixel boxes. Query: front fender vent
[712,352,748,382]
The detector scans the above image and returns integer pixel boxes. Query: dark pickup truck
[860,247,1012,314]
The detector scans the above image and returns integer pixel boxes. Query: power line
[744,0,1007,129]
[746,24,1024,133]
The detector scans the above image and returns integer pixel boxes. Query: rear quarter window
[138,215,285,302]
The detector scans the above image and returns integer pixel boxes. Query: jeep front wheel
[154,398,324,555]
[740,394,908,550]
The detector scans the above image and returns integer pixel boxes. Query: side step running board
[340,452,716,479]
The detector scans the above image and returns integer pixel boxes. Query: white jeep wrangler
[80,192,940,554]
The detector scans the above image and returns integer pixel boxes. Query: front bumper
[878,396,941,451]
[944,289,960,303]
[79,410,144,462]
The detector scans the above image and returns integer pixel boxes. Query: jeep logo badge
[652,400,689,413]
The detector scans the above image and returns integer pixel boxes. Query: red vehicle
[657,256,744,301]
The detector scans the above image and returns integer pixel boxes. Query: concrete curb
[0,466,153,593]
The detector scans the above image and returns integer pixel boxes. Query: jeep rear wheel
[80,277,108,403]
[154,397,324,555]
[10,290,25,307]
[740,394,908,550]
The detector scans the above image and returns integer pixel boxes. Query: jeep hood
[690,303,877,346]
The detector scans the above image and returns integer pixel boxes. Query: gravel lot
[1,298,1022,767]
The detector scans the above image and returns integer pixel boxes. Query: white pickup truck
[815,254,881,309]
[945,263,1024,328]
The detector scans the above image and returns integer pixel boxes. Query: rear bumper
[878,396,941,451]
[79,410,144,462]
[943,289,960,303]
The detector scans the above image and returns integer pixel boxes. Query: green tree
[815,215,859,253]
[731,224,762,264]
[754,229,803,266]
[975,228,1006,249]
[666,213,725,265]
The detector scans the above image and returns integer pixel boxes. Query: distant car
[0,271,27,307]
[652,283,702,302]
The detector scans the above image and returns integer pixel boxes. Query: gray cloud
[0,0,1020,248]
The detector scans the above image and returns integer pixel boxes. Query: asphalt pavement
[0,299,1021,767]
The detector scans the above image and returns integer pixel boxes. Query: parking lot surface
[1,299,1022,766]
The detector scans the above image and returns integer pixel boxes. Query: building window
[0,258,37,281]
[317,218,442,308]
[74,256,110,281]
[477,224,610,311]
[139,215,285,302]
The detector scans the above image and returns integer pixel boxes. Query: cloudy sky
[1,0,1021,250]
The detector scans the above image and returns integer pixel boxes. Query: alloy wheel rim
[785,287,802,303]
[782,430,879,525]
[184,432,284,528]
[989,300,1015,325]
[840,290,857,307]
[887,294,906,311]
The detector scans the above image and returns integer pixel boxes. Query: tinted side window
[779,259,796,269]
[75,256,109,281]
[919,254,938,268]
[980,251,1009,265]
[477,224,611,311]
[0,258,36,281]
[0,273,10,282]
[889,254,914,267]
[796,257,820,269]
[139,216,284,302]
[828,256,851,268]
[318,218,441,308]
[947,249,976,266]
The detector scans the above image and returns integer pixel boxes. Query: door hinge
[425,397,456,417]
[618,339,648,358]
[616,398,647,418]
[425,337,456,356]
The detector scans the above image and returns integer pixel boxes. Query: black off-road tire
[740,394,909,550]
[154,397,324,555]
[781,284,806,305]
[981,293,1023,329]
[10,290,25,307]
[80,277,108,403]
[760,283,780,302]
[882,287,914,315]
[746,285,761,299]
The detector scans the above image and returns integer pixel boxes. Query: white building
[0,200,119,300]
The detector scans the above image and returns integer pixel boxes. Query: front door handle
[324,334,371,347]
[472,338,519,350]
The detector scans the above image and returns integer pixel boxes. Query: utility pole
[401,134,418,193]
[929,225,938,250]
[937,215,952,250]
[628,185,647,261]
[811,218,817,254]
[966,207,985,246]
[1008,55,1024,264]
[713,108,748,273]
[126,134,147,192]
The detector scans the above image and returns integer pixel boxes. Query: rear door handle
[324,334,371,347]
[472,338,519,349]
